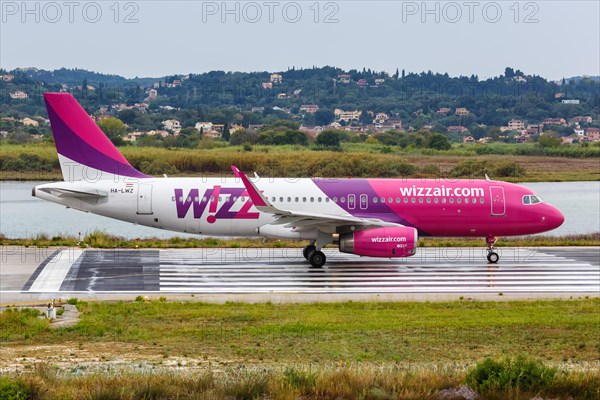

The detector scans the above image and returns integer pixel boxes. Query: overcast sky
[1,1,599,80]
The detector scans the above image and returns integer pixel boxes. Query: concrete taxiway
[1,246,598,304]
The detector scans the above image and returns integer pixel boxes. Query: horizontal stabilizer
[37,187,108,199]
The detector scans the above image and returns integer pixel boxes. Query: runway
[2,247,598,300]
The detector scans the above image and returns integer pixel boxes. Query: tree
[316,130,342,148]
[117,109,138,125]
[427,133,451,150]
[314,109,334,126]
[222,123,230,141]
[97,117,127,145]
[538,133,561,148]
[230,129,259,145]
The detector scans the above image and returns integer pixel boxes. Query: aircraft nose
[544,206,565,230]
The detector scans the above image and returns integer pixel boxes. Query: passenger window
[465,198,469,204]
[442,198,446,204]
[426,198,431,204]
[381,197,386,203]
[404,198,408,203]
[457,198,462,204]
[280,197,284,202]
[187,196,192,203]
[310,197,314,202]
[302,197,307,202]
[333,197,338,203]
[194,196,199,202]
[480,198,484,204]
[434,198,439,203]
[295,197,299,202]
[271,197,276,202]
[373,197,378,203]
[318,197,322,202]
[287,197,291,202]
[396,197,401,203]
[419,198,424,204]
[389,197,393,204]
[411,198,416,203]
[449,198,454,204]
[202,196,207,202]
[178,196,184,202]
[325,198,329,203]
[341,197,346,203]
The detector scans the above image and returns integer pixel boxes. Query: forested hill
[1,66,598,129]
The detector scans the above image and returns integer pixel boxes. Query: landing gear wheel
[487,252,499,264]
[308,250,326,268]
[303,245,316,260]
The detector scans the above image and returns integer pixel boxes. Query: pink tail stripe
[44,93,130,165]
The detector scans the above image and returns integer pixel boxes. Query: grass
[2,300,599,364]
[1,142,599,181]
[1,362,597,400]
[1,231,599,248]
[1,300,598,399]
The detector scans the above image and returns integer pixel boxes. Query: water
[1,181,598,239]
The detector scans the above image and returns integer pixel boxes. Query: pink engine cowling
[339,227,418,258]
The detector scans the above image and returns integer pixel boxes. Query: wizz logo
[174,186,259,223]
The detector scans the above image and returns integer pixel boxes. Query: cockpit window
[523,195,544,205]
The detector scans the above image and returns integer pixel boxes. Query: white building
[334,109,362,122]
[162,119,181,132]
[10,91,28,99]
[508,119,525,131]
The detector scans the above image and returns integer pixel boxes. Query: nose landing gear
[486,236,499,264]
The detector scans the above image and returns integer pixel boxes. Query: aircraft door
[348,194,356,209]
[360,194,368,210]
[137,183,153,215]
[489,186,506,216]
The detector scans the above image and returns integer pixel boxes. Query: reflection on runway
[21,247,600,294]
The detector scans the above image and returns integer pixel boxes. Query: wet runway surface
[14,247,600,295]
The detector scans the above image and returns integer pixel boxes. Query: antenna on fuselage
[254,172,260,179]
[485,174,491,181]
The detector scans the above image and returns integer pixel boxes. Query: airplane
[33,93,565,267]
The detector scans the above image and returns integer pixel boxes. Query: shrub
[0,377,29,400]
[466,356,557,394]
[494,161,526,178]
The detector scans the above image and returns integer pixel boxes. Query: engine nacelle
[339,227,418,258]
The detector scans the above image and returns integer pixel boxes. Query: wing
[231,166,400,232]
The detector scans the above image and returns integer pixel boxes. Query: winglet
[231,165,269,207]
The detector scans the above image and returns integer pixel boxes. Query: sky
[1,1,599,80]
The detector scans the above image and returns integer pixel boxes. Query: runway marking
[16,247,600,295]
[157,248,600,294]
[27,249,83,292]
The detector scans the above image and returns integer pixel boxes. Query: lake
[1,181,598,239]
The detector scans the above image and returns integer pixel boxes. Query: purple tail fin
[44,92,149,181]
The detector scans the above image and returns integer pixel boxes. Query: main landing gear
[303,241,326,268]
[486,236,499,264]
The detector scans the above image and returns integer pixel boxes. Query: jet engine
[339,227,418,258]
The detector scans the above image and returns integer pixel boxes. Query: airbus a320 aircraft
[33,93,565,267]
